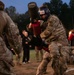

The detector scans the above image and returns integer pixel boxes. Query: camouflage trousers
[0,37,16,75]
[35,46,43,61]
[52,56,67,75]
[36,52,50,75]
[36,42,69,75]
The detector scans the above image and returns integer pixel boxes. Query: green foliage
[5,6,17,21]
[50,0,63,16]
[69,0,74,28]
[30,50,36,60]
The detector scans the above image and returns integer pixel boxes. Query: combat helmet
[38,4,50,21]
[38,4,50,16]
[0,1,5,10]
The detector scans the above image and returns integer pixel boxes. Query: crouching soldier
[36,4,70,75]
[0,1,23,75]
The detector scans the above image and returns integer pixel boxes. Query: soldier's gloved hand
[15,44,23,55]
[42,38,48,47]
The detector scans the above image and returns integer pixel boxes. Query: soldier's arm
[40,20,53,39]
[40,15,60,39]
[5,13,23,54]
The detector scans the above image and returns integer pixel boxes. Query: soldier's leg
[60,56,68,75]
[16,51,23,65]
[52,57,67,75]
[49,42,68,75]
[40,49,43,61]
[52,58,60,75]
[59,47,69,75]
[36,52,50,75]
[0,37,15,75]
[35,46,39,61]
[61,46,70,64]
[49,42,61,75]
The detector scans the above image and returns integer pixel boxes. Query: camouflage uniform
[0,3,22,75]
[35,46,43,62]
[36,15,70,75]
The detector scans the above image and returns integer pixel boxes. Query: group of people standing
[0,1,73,75]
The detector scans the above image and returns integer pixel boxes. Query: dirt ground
[13,61,53,75]
[13,60,74,75]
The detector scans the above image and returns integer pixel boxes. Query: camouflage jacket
[0,11,23,54]
[40,15,69,46]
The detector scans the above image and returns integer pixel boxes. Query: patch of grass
[13,49,36,62]
[30,50,36,61]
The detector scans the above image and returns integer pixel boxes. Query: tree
[50,0,63,17]
[5,6,17,21]
[69,0,74,28]
[60,3,71,30]
[15,11,30,32]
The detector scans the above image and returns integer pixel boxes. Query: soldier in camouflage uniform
[36,5,70,75]
[0,1,22,75]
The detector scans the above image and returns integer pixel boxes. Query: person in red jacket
[27,2,49,62]
[68,29,74,46]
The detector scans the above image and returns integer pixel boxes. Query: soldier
[0,1,22,75]
[36,4,70,75]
